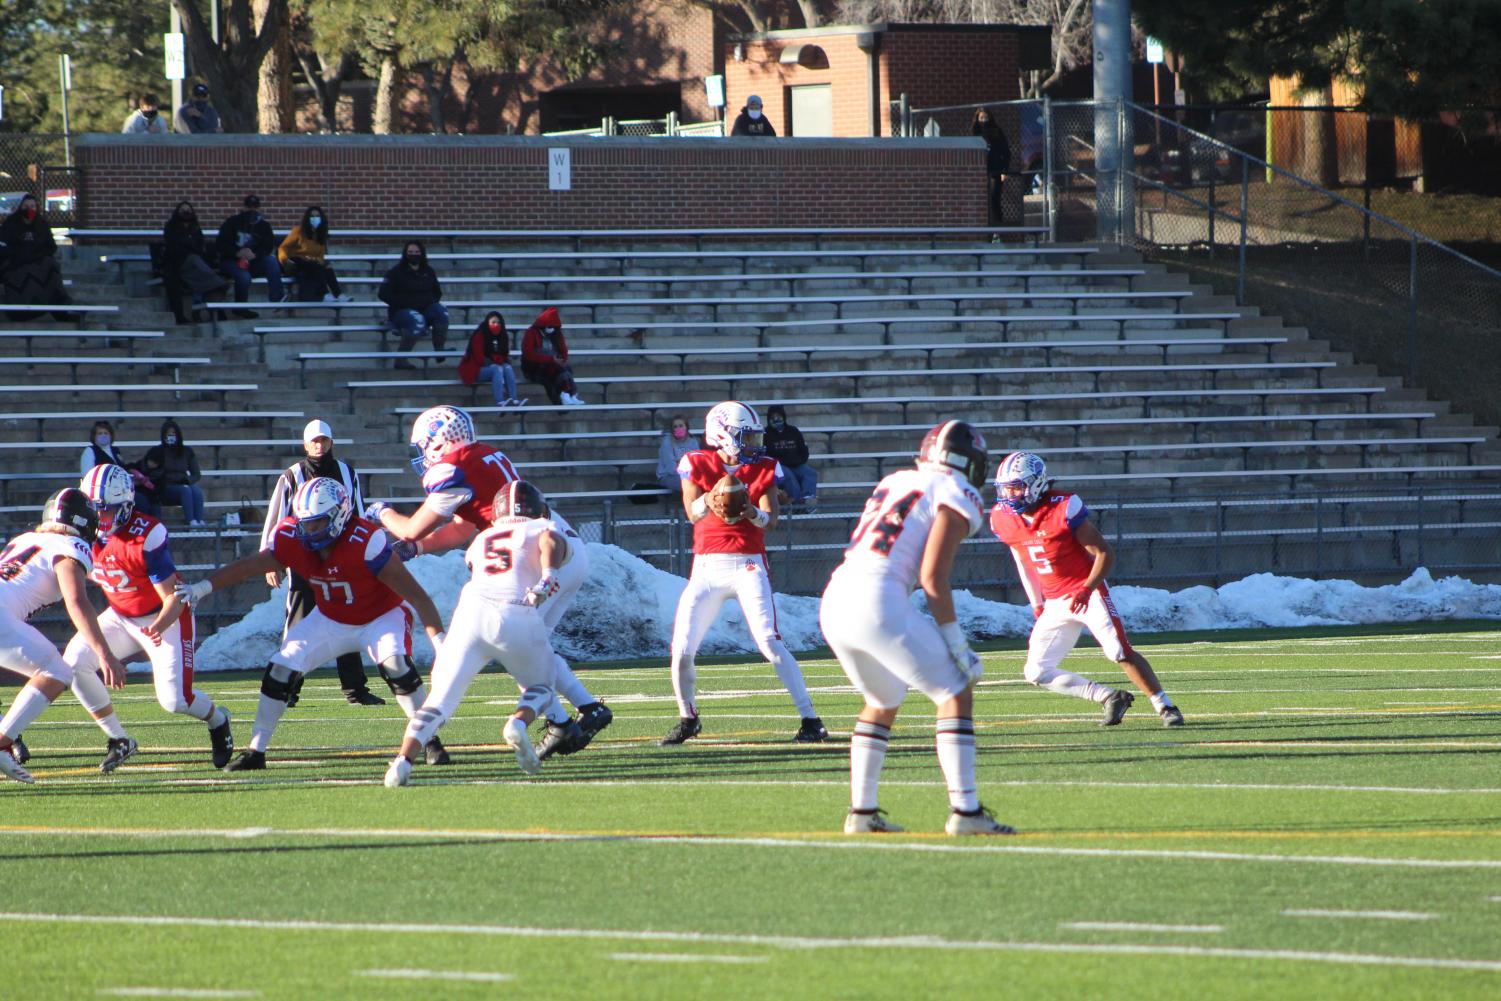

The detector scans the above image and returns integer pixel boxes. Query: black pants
[285,258,342,300]
[284,572,372,694]
[522,361,577,405]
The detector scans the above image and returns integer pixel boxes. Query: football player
[175,477,450,770]
[384,480,584,787]
[663,400,825,746]
[0,490,129,784]
[66,464,233,771]
[367,405,611,752]
[822,421,1015,835]
[989,451,1184,727]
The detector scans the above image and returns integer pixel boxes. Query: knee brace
[517,684,554,717]
[378,655,424,696]
[261,662,298,703]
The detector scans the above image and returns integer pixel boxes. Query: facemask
[488,319,502,331]
[165,434,179,446]
[748,109,762,119]
[406,254,421,265]
[21,207,37,221]
[672,427,687,441]
[307,216,321,229]
[769,418,785,430]
[144,109,158,119]
[95,433,112,447]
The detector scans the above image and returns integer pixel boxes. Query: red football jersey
[420,442,520,531]
[989,492,1097,599]
[268,515,402,624]
[91,512,178,617]
[679,450,779,556]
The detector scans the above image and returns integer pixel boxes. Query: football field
[5,623,1501,1000]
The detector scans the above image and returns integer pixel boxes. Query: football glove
[938,621,984,686]
[363,502,390,523]
[175,580,213,607]
[391,538,418,561]
[524,575,560,608]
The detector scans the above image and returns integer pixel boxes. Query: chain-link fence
[542,114,722,138]
[0,133,76,227]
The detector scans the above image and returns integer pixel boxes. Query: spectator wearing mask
[764,404,817,507]
[379,240,448,369]
[656,415,699,491]
[175,82,223,134]
[140,419,207,526]
[521,306,583,406]
[459,311,522,407]
[277,205,349,303]
[122,93,169,135]
[161,200,225,324]
[972,107,1013,227]
[731,94,776,137]
[78,421,161,517]
[215,194,284,315]
[0,193,73,318]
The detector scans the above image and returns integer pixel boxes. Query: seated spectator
[521,306,583,406]
[278,205,349,302]
[161,200,225,324]
[140,419,207,526]
[79,420,161,517]
[380,240,448,369]
[215,193,284,316]
[175,81,222,134]
[122,92,169,135]
[764,404,817,507]
[459,311,522,407]
[731,94,776,137]
[656,415,698,491]
[0,193,73,319]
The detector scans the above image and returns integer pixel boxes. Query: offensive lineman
[367,405,611,751]
[664,400,825,746]
[67,464,235,770]
[989,451,1183,727]
[821,421,1014,835]
[0,490,128,784]
[385,481,582,787]
[176,477,451,770]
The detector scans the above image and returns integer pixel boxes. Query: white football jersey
[0,530,94,620]
[462,517,554,603]
[834,467,984,590]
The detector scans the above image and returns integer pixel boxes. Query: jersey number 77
[847,488,922,555]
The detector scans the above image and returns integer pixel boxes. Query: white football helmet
[994,451,1051,513]
[704,401,764,464]
[291,476,352,551]
[409,405,476,474]
[80,463,136,537]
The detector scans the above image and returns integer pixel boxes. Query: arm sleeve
[345,461,365,512]
[657,437,676,481]
[261,473,291,551]
[791,430,809,466]
[186,450,202,485]
[141,523,177,583]
[1064,494,1088,530]
[277,230,297,265]
[377,270,394,306]
[363,528,393,576]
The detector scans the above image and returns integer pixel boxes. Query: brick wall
[882,26,1026,114]
[75,134,986,231]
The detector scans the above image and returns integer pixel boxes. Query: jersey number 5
[482,530,515,574]
[848,489,922,555]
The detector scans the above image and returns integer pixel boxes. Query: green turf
[5,625,1501,1000]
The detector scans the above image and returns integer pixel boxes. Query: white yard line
[11,912,1494,973]
[356,968,514,983]
[1059,921,1224,934]
[99,990,259,999]
[610,952,767,964]
[1282,909,1440,921]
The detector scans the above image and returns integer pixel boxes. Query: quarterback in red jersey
[176,477,450,770]
[64,464,234,771]
[989,452,1183,727]
[661,401,825,747]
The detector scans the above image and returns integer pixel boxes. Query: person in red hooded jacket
[459,311,523,408]
[520,307,583,406]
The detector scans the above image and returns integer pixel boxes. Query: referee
[261,419,383,706]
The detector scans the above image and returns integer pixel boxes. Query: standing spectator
[175,82,222,134]
[520,307,583,406]
[458,311,521,407]
[972,107,1012,227]
[731,94,776,136]
[121,93,169,135]
[379,240,448,370]
[277,205,349,303]
[0,193,73,318]
[78,421,161,518]
[764,404,817,507]
[215,194,284,316]
[260,419,383,707]
[161,201,224,324]
[140,419,207,527]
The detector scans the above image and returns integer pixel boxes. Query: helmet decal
[703,401,764,464]
[80,463,136,538]
[994,451,1051,513]
[917,420,990,490]
[291,477,353,551]
[409,405,476,474]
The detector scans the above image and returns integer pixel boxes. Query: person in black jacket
[730,94,776,137]
[379,240,449,369]
[0,193,73,319]
[215,194,284,314]
[139,419,207,526]
[161,201,226,324]
[764,404,817,506]
[972,108,1013,227]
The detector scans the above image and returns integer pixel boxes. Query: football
[710,475,749,523]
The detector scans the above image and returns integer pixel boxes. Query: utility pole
[1093,0,1133,243]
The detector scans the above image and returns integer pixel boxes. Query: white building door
[789,84,833,137]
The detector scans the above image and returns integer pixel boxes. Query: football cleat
[844,809,905,834]
[503,717,542,775]
[345,689,387,706]
[917,420,990,490]
[224,750,265,772]
[577,702,613,739]
[99,736,139,775]
[424,736,451,766]
[946,806,1016,836]
[794,717,829,743]
[1100,690,1134,727]
[660,715,702,746]
[1159,705,1185,728]
[536,718,589,761]
[208,709,234,768]
[11,736,29,766]
[0,746,35,784]
[383,755,412,788]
